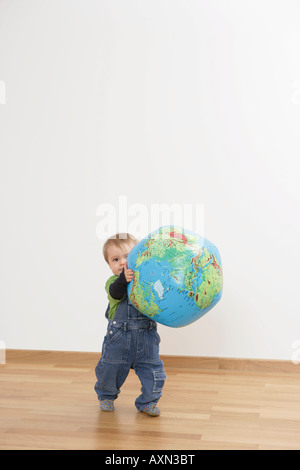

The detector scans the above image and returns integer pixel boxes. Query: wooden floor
[1,351,300,450]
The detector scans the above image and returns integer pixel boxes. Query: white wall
[1,0,300,360]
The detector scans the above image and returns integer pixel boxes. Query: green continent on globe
[185,248,223,309]
[135,227,199,268]
[129,270,161,317]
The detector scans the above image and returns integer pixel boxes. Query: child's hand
[124,263,134,283]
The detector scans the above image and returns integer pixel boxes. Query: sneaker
[141,404,160,417]
[100,399,114,412]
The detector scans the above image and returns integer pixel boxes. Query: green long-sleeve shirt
[105,273,127,319]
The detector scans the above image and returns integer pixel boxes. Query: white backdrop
[1,0,300,360]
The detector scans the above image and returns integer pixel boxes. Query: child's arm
[109,264,134,300]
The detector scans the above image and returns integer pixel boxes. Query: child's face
[106,243,134,276]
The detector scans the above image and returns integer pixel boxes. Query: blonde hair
[103,233,139,263]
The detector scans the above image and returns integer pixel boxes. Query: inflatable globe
[127,226,223,327]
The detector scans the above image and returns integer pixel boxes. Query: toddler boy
[94,233,166,417]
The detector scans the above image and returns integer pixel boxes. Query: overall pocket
[102,327,131,364]
[153,368,167,393]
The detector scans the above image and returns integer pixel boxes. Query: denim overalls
[94,296,166,411]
